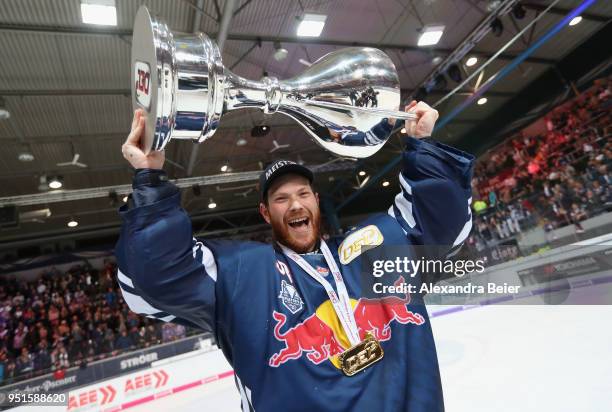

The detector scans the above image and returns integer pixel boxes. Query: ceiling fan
[57,153,87,168]
[298,58,312,67]
[234,188,254,198]
[269,140,290,153]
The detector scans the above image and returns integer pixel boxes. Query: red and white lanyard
[279,240,361,346]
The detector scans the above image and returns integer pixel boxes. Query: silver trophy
[131,6,416,159]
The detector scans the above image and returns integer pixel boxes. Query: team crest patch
[316,266,329,276]
[278,280,303,314]
[338,225,384,265]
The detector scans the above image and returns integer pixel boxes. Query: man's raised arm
[388,101,475,251]
[114,110,237,334]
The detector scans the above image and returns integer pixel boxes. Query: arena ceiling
[0,0,610,253]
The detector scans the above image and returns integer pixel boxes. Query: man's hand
[121,109,165,170]
[404,100,439,139]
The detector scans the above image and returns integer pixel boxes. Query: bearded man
[115,100,474,411]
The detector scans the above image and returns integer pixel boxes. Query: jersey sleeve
[388,137,474,252]
[114,170,241,336]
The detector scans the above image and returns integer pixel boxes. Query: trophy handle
[301,99,418,120]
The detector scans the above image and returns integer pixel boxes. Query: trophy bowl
[131,6,415,159]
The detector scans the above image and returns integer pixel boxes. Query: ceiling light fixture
[477,97,488,105]
[80,0,117,26]
[48,176,63,189]
[569,16,582,26]
[208,198,217,209]
[220,164,229,172]
[417,25,445,47]
[18,151,35,162]
[297,13,327,37]
[487,0,503,12]
[67,218,78,228]
[466,56,478,67]
[358,170,366,176]
[273,41,289,61]
[382,181,390,187]
[251,125,270,137]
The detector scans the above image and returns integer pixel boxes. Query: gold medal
[338,332,384,376]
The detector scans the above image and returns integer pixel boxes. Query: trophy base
[132,6,224,154]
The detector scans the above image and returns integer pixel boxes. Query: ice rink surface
[431,304,612,412]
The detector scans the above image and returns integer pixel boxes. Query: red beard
[271,209,321,253]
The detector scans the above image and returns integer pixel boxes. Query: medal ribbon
[279,240,361,346]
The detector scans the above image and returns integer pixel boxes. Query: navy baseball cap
[259,160,314,202]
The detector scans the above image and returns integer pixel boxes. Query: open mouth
[287,216,310,230]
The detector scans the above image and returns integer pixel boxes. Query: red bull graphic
[269,276,425,368]
[353,276,425,341]
[269,311,344,367]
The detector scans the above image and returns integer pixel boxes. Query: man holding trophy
[115,6,474,411]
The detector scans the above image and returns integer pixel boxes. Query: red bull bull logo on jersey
[269,276,425,369]
[268,311,344,367]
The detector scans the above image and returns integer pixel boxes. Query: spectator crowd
[0,260,194,385]
[469,77,611,248]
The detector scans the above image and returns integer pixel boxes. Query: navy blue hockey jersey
[115,137,474,411]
